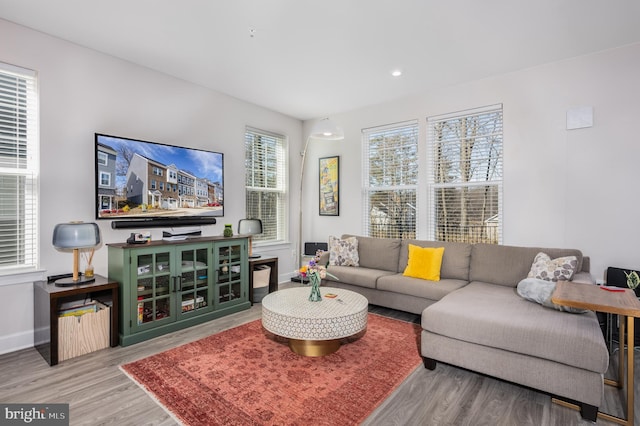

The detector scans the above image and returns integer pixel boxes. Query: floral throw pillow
[328,236,359,267]
[527,252,578,282]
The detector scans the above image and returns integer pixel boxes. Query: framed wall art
[319,156,339,216]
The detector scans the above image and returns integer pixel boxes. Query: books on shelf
[58,300,108,317]
[59,301,97,317]
[181,296,206,312]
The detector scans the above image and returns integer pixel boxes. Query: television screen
[95,134,223,224]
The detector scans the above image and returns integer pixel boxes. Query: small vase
[223,224,233,237]
[84,265,94,278]
[308,273,322,302]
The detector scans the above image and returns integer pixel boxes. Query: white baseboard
[0,330,34,355]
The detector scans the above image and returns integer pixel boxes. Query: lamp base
[55,276,96,287]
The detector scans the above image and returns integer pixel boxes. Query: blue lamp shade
[52,222,101,286]
[52,222,101,249]
[238,219,263,236]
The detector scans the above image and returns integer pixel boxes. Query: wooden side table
[34,275,119,366]
[552,281,640,425]
[248,256,279,305]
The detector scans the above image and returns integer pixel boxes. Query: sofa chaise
[320,234,608,421]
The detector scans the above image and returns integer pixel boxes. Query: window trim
[362,120,419,239]
[0,62,39,275]
[427,104,503,244]
[244,126,288,246]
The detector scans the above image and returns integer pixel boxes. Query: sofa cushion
[421,281,608,373]
[342,234,401,272]
[324,265,395,289]
[328,235,359,266]
[403,245,444,281]
[469,244,583,287]
[527,252,577,282]
[377,275,468,301]
[399,240,472,280]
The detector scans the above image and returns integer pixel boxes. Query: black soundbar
[110,217,217,229]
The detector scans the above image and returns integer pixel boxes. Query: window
[245,127,287,244]
[0,63,38,272]
[97,151,108,166]
[428,105,503,244]
[362,121,418,239]
[99,171,111,187]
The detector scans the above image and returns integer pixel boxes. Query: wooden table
[34,275,119,366]
[552,281,640,425]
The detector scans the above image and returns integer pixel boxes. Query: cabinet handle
[176,276,182,292]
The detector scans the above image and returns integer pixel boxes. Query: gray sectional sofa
[320,234,608,421]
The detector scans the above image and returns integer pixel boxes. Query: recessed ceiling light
[391,70,402,77]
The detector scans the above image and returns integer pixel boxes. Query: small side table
[34,275,119,366]
[551,281,640,425]
[248,256,279,305]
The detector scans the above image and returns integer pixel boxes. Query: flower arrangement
[299,251,337,301]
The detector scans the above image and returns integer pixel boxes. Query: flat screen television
[95,133,223,228]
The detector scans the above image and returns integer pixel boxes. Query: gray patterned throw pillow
[328,235,359,266]
[527,252,578,282]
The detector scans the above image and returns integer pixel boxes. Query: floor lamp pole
[298,135,312,274]
[296,118,344,279]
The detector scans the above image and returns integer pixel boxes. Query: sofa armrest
[572,271,595,285]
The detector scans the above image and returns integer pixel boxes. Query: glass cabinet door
[177,244,213,318]
[130,247,176,331]
[214,241,246,308]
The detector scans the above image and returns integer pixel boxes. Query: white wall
[304,43,640,282]
[0,19,302,354]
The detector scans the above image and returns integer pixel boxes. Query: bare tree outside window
[245,128,287,244]
[429,106,503,244]
[363,122,418,239]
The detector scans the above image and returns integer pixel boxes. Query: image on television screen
[95,134,224,220]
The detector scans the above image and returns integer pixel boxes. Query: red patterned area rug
[121,313,422,425]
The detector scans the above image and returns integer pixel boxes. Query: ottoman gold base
[289,338,341,357]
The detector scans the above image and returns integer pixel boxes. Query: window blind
[244,127,287,244]
[362,120,418,239]
[0,63,39,272]
[427,105,502,244]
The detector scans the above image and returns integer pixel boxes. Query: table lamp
[238,218,262,259]
[52,222,101,286]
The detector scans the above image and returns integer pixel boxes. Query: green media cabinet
[108,236,250,346]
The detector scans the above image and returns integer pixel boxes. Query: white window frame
[0,62,39,275]
[97,151,108,166]
[427,104,503,244]
[362,120,419,239]
[99,171,111,187]
[244,127,288,245]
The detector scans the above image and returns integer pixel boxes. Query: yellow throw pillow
[402,244,445,281]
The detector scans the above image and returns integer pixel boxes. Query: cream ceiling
[1,0,639,119]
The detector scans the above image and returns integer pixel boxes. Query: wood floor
[0,285,635,425]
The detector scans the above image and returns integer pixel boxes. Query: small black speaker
[304,242,328,256]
